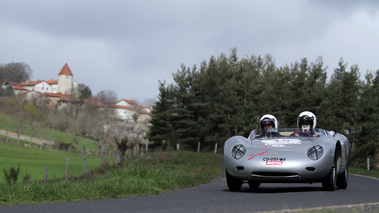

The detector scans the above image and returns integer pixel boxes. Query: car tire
[322,156,338,191]
[336,165,348,189]
[226,170,243,192]
[248,180,260,191]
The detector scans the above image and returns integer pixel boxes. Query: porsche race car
[224,128,349,191]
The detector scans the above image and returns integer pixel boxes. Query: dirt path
[0,129,55,146]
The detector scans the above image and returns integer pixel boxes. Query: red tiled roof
[43,93,61,97]
[82,99,106,107]
[46,80,58,85]
[117,99,138,106]
[58,63,73,76]
[12,85,28,91]
[139,106,153,111]
[60,94,76,101]
[43,93,77,101]
[20,80,44,86]
[1,81,20,86]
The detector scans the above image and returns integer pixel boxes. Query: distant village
[2,63,153,123]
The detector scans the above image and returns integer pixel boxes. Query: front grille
[251,172,298,177]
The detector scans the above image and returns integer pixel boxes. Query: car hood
[251,138,315,150]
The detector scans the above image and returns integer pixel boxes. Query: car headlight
[232,144,246,159]
[307,145,323,160]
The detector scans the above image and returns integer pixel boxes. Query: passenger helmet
[259,114,278,133]
[297,111,317,132]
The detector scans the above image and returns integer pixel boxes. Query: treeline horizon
[148,48,378,168]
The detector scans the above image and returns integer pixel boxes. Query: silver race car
[224,128,349,191]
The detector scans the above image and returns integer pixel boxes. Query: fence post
[214,143,218,154]
[45,166,48,183]
[145,139,149,155]
[100,140,104,166]
[367,157,370,171]
[65,157,69,180]
[116,149,120,163]
[138,144,141,158]
[177,143,180,151]
[82,147,87,175]
[197,142,200,153]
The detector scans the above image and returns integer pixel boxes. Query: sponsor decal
[274,153,278,156]
[266,161,283,166]
[248,150,268,160]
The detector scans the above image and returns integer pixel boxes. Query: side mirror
[328,131,336,137]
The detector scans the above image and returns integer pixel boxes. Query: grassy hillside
[0,113,100,152]
[0,142,109,183]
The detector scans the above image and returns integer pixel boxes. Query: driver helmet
[259,114,278,134]
[297,111,317,133]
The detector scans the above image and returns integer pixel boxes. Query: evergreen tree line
[148,49,379,168]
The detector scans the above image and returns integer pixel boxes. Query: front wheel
[322,156,338,191]
[336,166,348,189]
[226,170,243,192]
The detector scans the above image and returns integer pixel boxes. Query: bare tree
[75,101,118,156]
[142,98,157,107]
[109,120,148,159]
[3,96,30,143]
[94,90,118,103]
[0,62,33,83]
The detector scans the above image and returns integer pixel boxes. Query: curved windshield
[248,128,327,139]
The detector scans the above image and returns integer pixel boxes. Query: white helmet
[259,114,278,130]
[297,111,317,132]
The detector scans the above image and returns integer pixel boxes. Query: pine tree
[351,70,379,166]
[147,81,175,149]
[322,58,360,133]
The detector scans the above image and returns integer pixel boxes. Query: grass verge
[0,151,223,206]
[349,167,379,179]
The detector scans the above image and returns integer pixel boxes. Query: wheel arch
[335,140,343,174]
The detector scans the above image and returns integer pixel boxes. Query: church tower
[57,63,74,95]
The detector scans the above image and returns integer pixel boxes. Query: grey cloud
[1,0,379,101]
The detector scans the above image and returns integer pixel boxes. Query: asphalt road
[2,174,379,213]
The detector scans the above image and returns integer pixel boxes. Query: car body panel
[224,128,349,185]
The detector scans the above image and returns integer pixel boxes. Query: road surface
[2,173,379,213]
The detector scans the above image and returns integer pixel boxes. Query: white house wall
[34,82,53,93]
[25,91,42,101]
[115,108,134,121]
[50,84,58,93]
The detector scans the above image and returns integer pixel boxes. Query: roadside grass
[0,142,109,183]
[349,167,379,179]
[276,203,379,213]
[0,151,223,206]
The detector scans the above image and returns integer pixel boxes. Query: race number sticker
[263,157,286,166]
[266,161,283,166]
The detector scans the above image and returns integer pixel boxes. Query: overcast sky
[1,0,379,104]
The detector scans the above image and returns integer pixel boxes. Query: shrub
[23,172,31,183]
[53,141,74,151]
[3,165,21,184]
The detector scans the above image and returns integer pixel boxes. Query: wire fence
[1,137,221,184]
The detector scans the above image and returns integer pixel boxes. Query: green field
[0,151,223,205]
[0,143,109,183]
[0,113,100,152]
